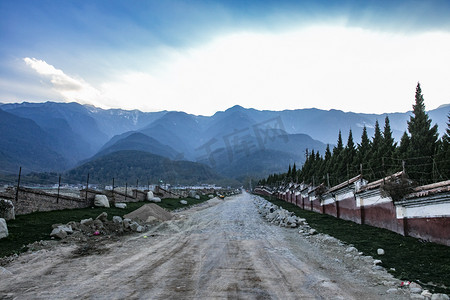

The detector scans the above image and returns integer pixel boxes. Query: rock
[96,212,108,222]
[115,203,127,209]
[309,229,317,235]
[372,265,384,271]
[188,190,198,199]
[409,282,422,293]
[195,195,200,200]
[386,288,399,294]
[373,259,382,265]
[136,225,144,233]
[180,200,188,205]
[130,221,140,231]
[377,248,385,255]
[208,195,214,198]
[346,246,358,253]
[0,199,15,220]
[146,191,154,200]
[67,221,80,231]
[59,225,73,234]
[123,218,132,229]
[410,294,425,300]
[113,216,123,224]
[94,195,110,208]
[50,227,68,239]
[421,290,433,298]
[411,288,423,294]
[0,218,8,239]
[431,294,450,300]
[148,197,161,203]
[80,218,93,225]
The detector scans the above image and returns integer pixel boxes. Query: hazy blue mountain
[84,105,167,138]
[0,109,68,173]
[1,102,107,158]
[65,150,230,186]
[92,132,180,160]
[1,100,448,181]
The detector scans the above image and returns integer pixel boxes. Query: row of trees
[260,83,450,187]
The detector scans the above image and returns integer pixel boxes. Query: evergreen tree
[291,163,297,182]
[357,126,371,167]
[333,130,344,156]
[397,131,410,160]
[407,82,439,184]
[436,113,450,180]
[368,120,383,180]
[382,116,397,174]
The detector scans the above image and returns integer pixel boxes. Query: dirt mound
[124,204,173,223]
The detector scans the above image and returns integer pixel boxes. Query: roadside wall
[255,184,450,247]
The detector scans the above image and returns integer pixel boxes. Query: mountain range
[0,101,448,184]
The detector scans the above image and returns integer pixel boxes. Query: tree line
[259,83,450,187]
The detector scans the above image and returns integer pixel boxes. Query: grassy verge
[261,196,450,294]
[0,196,210,258]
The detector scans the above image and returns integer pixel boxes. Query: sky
[1,0,450,116]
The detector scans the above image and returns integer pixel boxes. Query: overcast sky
[1,0,450,115]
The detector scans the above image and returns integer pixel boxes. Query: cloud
[22,25,450,115]
[23,57,103,106]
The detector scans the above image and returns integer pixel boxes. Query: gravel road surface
[0,192,409,299]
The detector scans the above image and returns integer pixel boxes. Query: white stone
[180,200,188,205]
[136,226,144,233]
[115,203,127,209]
[386,288,399,294]
[148,197,161,203]
[0,199,15,220]
[410,294,425,300]
[0,218,8,239]
[94,195,110,208]
[377,248,385,255]
[373,259,382,265]
[421,290,432,298]
[146,191,154,200]
[195,195,200,200]
[346,246,358,253]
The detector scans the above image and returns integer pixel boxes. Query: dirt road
[0,193,408,299]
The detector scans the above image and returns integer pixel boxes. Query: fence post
[15,166,21,202]
[136,179,138,198]
[85,173,89,202]
[57,174,61,203]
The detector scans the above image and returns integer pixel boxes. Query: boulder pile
[254,197,307,229]
[50,212,147,241]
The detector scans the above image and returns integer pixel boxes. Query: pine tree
[382,116,397,174]
[291,163,297,182]
[435,113,450,180]
[357,126,371,168]
[368,120,383,180]
[407,82,439,184]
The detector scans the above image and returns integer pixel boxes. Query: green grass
[261,196,450,294]
[0,195,211,258]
